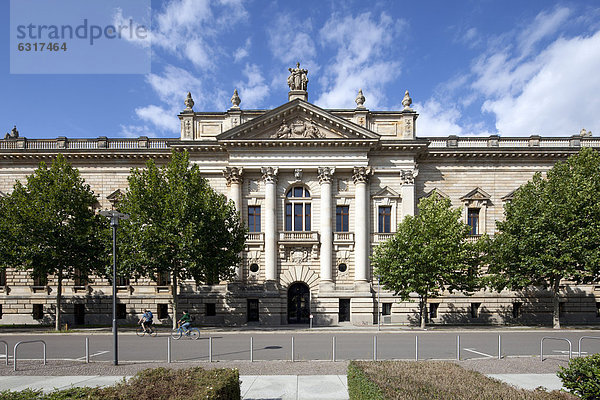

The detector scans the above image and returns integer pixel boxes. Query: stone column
[261,167,279,283]
[400,169,418,219]
[318,167,335,285]
[353,167,372,284]
[224,167,243,280]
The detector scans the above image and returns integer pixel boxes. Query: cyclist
[178,310,192,333]
[139,309,153,333]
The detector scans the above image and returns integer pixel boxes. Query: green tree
[0,154,107,330]
[371,196,480,329]
[118,150,246,328]
[489,147,600,329]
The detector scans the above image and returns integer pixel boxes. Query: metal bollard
[209,337,213,363]
[373,336,377,361]
[457,335,460,361]
[332,337,336,362]
[291,337,295,362]
[85,337,90,364]
[415,336,418,361]
[167,337,171,363]
[498,335,502,360]
[250,337,253,362]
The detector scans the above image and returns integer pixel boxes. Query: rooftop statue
[4,125,19,139]
[287,62,308,91]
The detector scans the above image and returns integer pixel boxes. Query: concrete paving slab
[297,375,348,399]
[240,375,258,398]
[487,373,565,391]
[242,375,297,400]
[56,376,130,390]
[0,376,93,392]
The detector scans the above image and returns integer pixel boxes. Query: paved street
[0,329,598,363]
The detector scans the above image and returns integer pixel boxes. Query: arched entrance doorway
[288,282,310,324]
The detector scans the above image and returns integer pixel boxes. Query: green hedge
[558,353,600,400]
[0,367,240,400]
[347,361,575,400]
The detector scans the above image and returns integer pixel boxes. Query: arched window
[285,186,311,231]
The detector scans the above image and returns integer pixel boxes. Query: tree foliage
[371,195,480,328]
[117,150,246,327]
[0,154,107,329]
[489,147,600,329]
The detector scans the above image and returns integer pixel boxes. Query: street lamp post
[377,274,381,331]
[99,210,129,366]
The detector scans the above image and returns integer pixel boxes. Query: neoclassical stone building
[1,65,599,327]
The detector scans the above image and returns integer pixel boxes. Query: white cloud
[234,38,251,63]
[119,124,157,138]
[135,105,180,132]
[268,15,317,66]
[315,12,405,109]
[415,100,464,137]
[482,31,600,136]
[235,64,270,108]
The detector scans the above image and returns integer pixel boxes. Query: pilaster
[318,167,335,290]
[261,167,279,283]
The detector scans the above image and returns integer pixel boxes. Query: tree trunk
[55,269,63,331]
[420,296,427,329]
[552,279,561,329]
[172,272,178,329]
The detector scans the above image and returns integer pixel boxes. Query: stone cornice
[420,148,581,160]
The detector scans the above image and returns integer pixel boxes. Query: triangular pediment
[217,99,380,142]
[460,187,491,201]
[107,189,124,203]
[373,186,400,198]
[501,188,517,202]
[423,188,449,200]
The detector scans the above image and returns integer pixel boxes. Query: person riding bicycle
[178,310,192,333]
[139,309,153,333]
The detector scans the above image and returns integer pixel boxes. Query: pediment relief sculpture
[272,118,324,139]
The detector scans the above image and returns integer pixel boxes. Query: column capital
[352,166,373,184]
[317,167,335,184]
[261,167,279,184]
[223,167,243,186]
[400,168,419,185]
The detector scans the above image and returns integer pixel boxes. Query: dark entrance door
[74,303,85,325]
[247,299,259,322]
[288,282,310,324]
[339,299,350,322]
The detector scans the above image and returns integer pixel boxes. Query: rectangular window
[33,275,47,287]
[248,206,261,233]
[559,302,566,316]
[0,269,6,286]
[247,299,259,322]
[32,304,44,320]
[206,303,216,317]
[74,269,87,286]
[378,206,392,233]
[339,299,350,322]
[157,304,168,319]
[596,302,600,318]
[336,206,349,232]
[157,271,171,286]
[471,303,481,318]
[430,303,439,319]
[116,276,130,286]
[285,204,292,231]
[74,303,85,325]
[0,304,2,319]
[294,204,303,231]
[382,303,392,316]
[512,302,522,319]
[305,204,311,231]
[117,304,127,319]
[467,208,480,235]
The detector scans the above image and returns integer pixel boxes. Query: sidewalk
[0,374,564,399]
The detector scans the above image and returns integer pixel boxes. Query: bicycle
[136,324,157,337]
[171,323,200,340]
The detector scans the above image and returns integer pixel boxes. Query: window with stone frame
[32,304,44,320]
[378,206,392,233]
[248,205,261,232]
[73,269,88,286]
[157,271,171,286]
[285,186,311,231]
[0,269,6,286]
[116,276,130,286]
[467,208,480,235]
[33,274,47,287]
[336,205,349,232]
[460,188,490,236]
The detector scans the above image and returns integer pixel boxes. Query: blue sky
[1,0,600,139]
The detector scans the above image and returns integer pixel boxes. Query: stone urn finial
[231,89,241,109]
[402,90,413,111]
[580,128,592,137]
[184,92,195,112]
[355,89,366,108]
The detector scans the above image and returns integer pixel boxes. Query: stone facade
[1,68,599,327]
